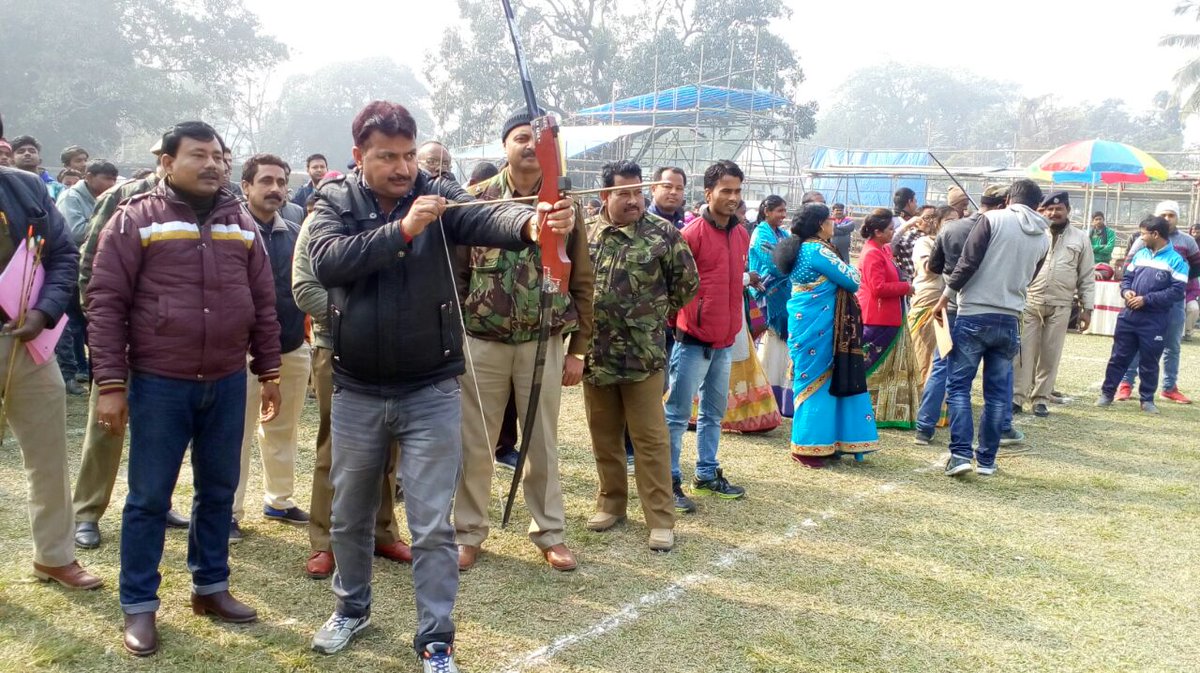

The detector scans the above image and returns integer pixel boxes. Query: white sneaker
[312,612,370,655]
[421,642,460,673]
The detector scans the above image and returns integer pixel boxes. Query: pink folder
[0,241,68,365]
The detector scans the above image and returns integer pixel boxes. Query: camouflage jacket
[458,169,594,353]
[585,211,698,386]
[78,174,160,303]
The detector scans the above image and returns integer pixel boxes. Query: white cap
[1155,200,1180,217]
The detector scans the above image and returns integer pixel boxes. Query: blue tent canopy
[572,85,793,125]
[809,148,929,210]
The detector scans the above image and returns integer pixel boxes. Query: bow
[499,0,573,527]
[928,151,979,212]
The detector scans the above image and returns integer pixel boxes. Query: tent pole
[1108,182,1118,226]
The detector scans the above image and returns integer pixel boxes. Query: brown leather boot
[306,551,334,579]
[542,544,577,572]
[191,590,257,623]
[457,544,481,572]
[123,612,158,656]
[32,561,103,590]
[373,540,413,564]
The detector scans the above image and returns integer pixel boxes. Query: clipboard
[933,308,953,356]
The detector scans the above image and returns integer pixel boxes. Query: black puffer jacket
[307,170,533,396]
[256,212,306,354]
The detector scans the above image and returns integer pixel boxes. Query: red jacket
[857,238,911,327]
[675,210,750,349]
[87,182,281,392]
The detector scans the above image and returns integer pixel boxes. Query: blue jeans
[120,370,246,614]
[945,314,1020,468]
[329,380,461,654]
[665,341,733,482]
[53,296,88,381]
[916,312,955,436]
[1123,300,1185,391]
[915,312,1012,437]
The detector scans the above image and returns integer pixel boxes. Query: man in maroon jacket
[87,121,282,657]
[664,160,751,513]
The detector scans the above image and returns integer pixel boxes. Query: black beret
[1040,190,1070,209]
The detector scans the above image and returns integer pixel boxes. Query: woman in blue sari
[748,195,794,417]
[772,204,879,467]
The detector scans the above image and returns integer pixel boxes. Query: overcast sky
[245,0,1192,123]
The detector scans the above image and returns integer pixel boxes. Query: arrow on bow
[498,0,573,528]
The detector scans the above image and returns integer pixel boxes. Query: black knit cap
[501,107,544,143]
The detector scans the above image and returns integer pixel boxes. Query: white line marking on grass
[492,483,900,673]
[496,576,706,673]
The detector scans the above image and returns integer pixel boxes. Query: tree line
[4,0,1198,169]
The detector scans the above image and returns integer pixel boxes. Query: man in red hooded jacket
[664,160,751,513]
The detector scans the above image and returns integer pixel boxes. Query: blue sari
[787,240,879,458]
[750,222,794,416]
[749,222,791,337]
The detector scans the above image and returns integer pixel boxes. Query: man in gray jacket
[933,179,1050,478]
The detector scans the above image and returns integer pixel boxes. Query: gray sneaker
[945,455,973,477]
[1095,394,1113,408]
[420,642,460,673]
[312,612,370,655]
[913,429,933,445]
[999,429,1025,446]
[1141,401,1161,414]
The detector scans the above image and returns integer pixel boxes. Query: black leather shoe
[74,521,101,549]
[165,509,189,529]
[1033,403,1050,418]
[123,612,158,656]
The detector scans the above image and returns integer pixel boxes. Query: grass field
[0,332,1197,673]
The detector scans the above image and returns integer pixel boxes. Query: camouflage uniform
[72,174,161,525]
[459,171,591,346]
[583,210,698,533]
[454,167,594,553]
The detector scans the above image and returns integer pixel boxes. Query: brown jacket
[87,181,281,391]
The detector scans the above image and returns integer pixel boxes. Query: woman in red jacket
[856,208,920,429]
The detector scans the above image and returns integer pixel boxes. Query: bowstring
[436,213,490,486]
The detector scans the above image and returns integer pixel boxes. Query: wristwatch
[262,377,282,385]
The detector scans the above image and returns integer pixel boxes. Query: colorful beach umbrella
[1028,139,1169,184]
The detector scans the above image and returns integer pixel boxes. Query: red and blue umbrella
[1028,139,1168,184]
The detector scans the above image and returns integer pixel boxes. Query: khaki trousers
[2,338,75,567]
[1014,303,1072,407]
[307,346,399,551]
[456,336,565,549]
[583,372,674,530]
[72,378,127,522]
[234,344,310,521]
